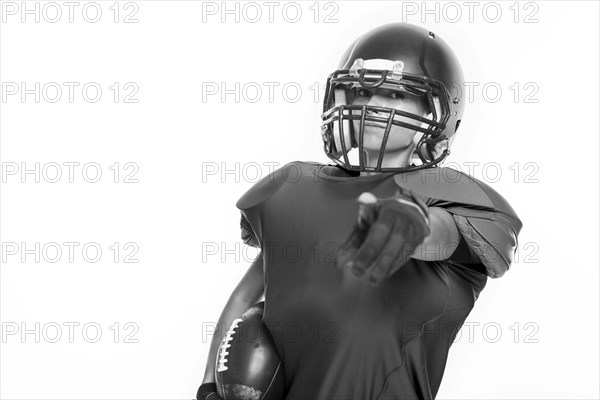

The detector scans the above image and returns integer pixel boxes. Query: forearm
[411,207,460,261]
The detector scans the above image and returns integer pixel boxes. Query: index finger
[336,221,368,269]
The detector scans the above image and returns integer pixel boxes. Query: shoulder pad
[394,167,516,214]
[235,161,295,210]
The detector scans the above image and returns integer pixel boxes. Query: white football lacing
[217,318,244,372]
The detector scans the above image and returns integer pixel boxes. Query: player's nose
[366,93,390,109]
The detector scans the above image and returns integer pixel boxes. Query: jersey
[235,161,522,400]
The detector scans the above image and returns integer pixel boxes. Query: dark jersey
[236,161,522,400]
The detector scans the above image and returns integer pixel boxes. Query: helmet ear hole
[455,120,461,133]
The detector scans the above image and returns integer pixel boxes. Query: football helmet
[321,23,465,173]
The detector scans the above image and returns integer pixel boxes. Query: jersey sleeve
[239,212,260,248]
[445,206,521,278]
[235,161,294,249]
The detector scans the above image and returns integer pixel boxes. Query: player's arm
[337,192,464,285]
[410,207,460,261]
[199,251,265,389]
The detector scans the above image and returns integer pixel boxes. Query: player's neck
[360,148,413,176]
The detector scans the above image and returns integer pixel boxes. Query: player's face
[350,88,429,152]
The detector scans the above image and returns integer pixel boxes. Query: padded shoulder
[235,161,295,211]
[394,167,520,218]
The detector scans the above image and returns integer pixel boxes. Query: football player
[197,23,522,400]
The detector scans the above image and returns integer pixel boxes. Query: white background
[1,1,598,399]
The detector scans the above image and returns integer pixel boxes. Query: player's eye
[357,89,371,97]
[389,91,405,100]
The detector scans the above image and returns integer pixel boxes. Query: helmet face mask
[321,23,465,173]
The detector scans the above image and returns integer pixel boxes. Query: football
[215,302,285,400]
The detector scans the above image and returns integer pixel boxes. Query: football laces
[217,318,244,372]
